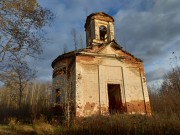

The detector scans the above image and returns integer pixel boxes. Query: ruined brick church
[52,12,151,117]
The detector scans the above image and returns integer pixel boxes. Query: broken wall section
[52,57,76,117]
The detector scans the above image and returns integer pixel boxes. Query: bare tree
[0,0,53,118]
[63,43,68,54]
[79,34,84,49]
[0,0,54,62]
[70,28,84,51]
[115,28,128,50]
[71,28,78,50]
[149,52,180,116]
[0,81,52,121]
[0,57,36,112]
[161,52,180,94]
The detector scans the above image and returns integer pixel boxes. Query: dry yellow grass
[1,114,180,135]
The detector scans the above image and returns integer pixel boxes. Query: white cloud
[113,0,180,84]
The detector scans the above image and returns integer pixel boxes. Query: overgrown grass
[0,114,180,135]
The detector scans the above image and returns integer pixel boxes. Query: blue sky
[34,0,180,86]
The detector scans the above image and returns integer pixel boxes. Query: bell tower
[84,12,115,47]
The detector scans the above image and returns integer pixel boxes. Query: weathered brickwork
[75,45,151,116]
[52,12,151,117]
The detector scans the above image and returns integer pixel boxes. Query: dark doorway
[107,84,123,113]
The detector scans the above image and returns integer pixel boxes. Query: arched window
[99,25,107,41]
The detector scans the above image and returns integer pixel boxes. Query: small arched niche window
[99,25,107,41]
[56,89,60,104]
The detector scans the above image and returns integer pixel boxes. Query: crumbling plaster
[75,44,151,116]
